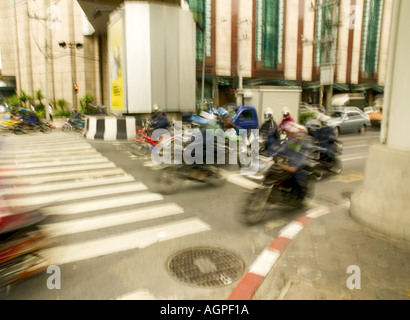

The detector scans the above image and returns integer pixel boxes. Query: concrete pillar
[350,0,410,241]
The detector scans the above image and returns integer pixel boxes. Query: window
[314,0,339,67]
[360,0,384,79]
[255,0,284,69]
[347,112,361,120]
[188,0,212,63]
[238,110,254,120]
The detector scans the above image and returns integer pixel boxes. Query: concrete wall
[121,1,196,114]
[350,0,410,241]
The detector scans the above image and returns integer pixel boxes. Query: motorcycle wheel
[62,124,72,132]
[130,142,149,156]
[158,170,184,194]
[40,124,51,134]
[206,169,226,187]
[241,188,271,224]
[329,158,343,174]
[13,125,24,135]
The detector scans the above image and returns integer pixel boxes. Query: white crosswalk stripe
[0,174,135,195]
[0,133,211,270]
[41,203,185,237]
[41,218,210,265]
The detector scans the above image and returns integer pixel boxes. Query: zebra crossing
[0,132,211,268]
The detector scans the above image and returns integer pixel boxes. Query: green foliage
[6,94,21,112]
[57,99,69,111]
[80,93,96,115]
[18,91,29,107]
[37,110,46,118]
[35,90,44,106]
[53,109,73,117]
[34,104,45,115]
[299,112,317,125]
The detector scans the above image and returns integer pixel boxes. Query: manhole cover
[166,247,245,287]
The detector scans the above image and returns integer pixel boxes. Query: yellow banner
[109,17,124,111]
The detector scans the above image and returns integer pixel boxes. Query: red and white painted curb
[227,201,350,300]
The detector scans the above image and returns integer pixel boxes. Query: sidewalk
[230,202,410,300]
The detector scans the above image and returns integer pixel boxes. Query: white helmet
[282,107,291,117]
[153,104,159,112]
[264,108,273,118]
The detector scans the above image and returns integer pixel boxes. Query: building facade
[0,0,393,112]
[188,0,392,108]
[0,0,106,109]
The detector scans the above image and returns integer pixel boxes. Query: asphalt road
[0,127,381,300]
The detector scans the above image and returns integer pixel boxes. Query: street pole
[44,0,50,121]
[70,44,77,109]
[201,26,206,112]
[237,18,243,106]
[303,0,339,111]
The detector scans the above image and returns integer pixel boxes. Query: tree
[18,91,29,108]
[35,90,44,106]
[80,93,95,114]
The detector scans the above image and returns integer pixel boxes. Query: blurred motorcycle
[239,154,322,225]
[157,163,225,194]
[0,205,51,289]
[61,118,85,133]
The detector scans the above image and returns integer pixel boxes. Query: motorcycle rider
[259,108,280,155]
[278,107,295,133]
[185,111,223,181]
[271,122,310,199]
[306,118,339,166]
[151,104,170,131]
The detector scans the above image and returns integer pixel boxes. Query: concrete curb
[227,201,350,300]
[84,116,137,141]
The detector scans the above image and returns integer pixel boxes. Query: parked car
[365,106,383,127]
[221,104,259,132]
[325,106,371,137]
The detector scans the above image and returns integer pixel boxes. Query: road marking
[342,144,370,149]
[0,156,110,169]
[5,182,148,207]
[42,218,211,265]
[0,162,116,176]
[0,153,105,164]
[339,134,380,142]
[0,174,135,195]
[41,203,184,237]
[116,290,158,300]
[42,192,164,215]
[0,167,127,185]
[0,144,92,154]
[0,149,100,159]
[220,169,260,190]
[328,172,364,184]
[342,156,368,162]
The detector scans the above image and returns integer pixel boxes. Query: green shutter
[361,0,384,78]
[255,0,283,69]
